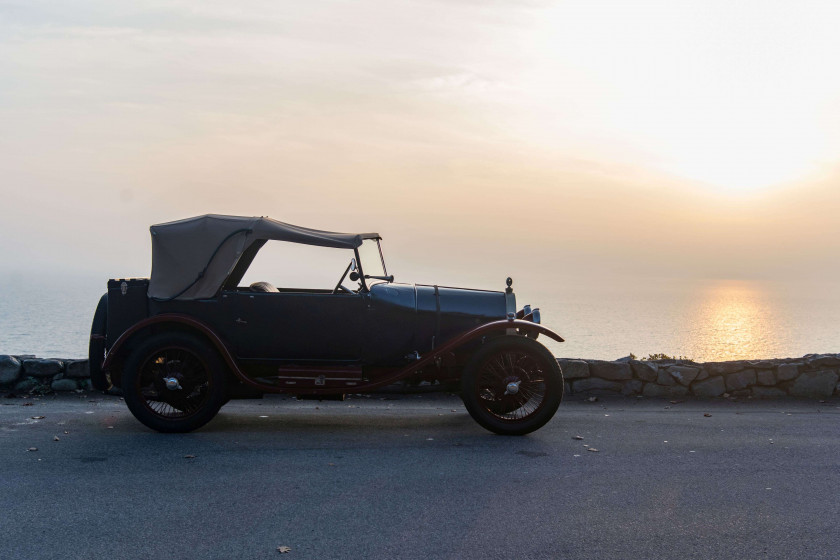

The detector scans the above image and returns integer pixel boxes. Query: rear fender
[102,314,246,388]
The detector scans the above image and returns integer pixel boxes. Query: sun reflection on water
[524,277,838,361]
[691,281,775,361]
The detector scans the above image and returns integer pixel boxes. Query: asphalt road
[1,392,838,560]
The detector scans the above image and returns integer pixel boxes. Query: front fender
[415,319,563,366]
[506,320,564,343]
[346,319,564,392]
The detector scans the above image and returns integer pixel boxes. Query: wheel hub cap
[163,377,183,391]
[505,380,521,395]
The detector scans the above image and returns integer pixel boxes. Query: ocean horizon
[1,272,838,362]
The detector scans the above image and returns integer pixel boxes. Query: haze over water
[2,272,837,362]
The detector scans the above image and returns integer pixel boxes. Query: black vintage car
[90,215,565,435]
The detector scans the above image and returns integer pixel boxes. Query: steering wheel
[332,258,357,294]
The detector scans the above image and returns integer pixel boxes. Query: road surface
[1,392,838,559]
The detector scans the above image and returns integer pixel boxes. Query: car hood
[368,282,511,358]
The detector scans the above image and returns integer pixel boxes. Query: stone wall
[2,353,839,399]
[559,354,840,399]
[0,355,92,394]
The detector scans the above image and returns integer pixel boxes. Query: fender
[403,318,564,374]
[103,315,564,395]
[314,319,565,394]
[102,314,250,383]
[505,319,564,343]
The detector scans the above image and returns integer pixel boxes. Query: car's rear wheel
[122,332,227,433]
[461,336,563,436]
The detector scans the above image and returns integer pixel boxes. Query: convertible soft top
[148,214,380,300]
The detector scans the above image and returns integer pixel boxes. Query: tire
[88,293,110,391]
[122,332,227,433]
[461,336,563,436]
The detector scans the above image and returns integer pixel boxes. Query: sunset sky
[2,0,839,291]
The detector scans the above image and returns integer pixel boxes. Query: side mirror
[349,271,359,282]
[350,258,358,271]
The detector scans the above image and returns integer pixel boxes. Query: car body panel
[102,313,562,395]
[224,290,364,361]
[98,215,564,396]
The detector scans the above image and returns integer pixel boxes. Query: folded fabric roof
[148,214,379,300]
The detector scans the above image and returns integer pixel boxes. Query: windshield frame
[355,238,388,291]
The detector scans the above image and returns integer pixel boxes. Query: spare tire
[88,293,110,391]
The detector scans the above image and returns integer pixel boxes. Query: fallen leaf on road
[277,546,292,553]
[31,416,45,419]
[27,447,37,452]
[704,413,712,417]
[23,402,33,406]
[53,436,59,442]
[587,396,598,403]
[184,455,196,459]
[587,448,599,452]
[572,435,584,440]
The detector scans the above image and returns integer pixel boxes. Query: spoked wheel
[122,332,227,433]
[461,336,563,435]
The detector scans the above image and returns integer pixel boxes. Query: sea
[1,273,838,362]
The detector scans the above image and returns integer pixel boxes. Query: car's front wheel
[122,332,227,433]
[461,336,563,436]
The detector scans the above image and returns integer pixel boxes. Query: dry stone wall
[0,355,92,394]
[2,353,839,399]
[559,354,840,399]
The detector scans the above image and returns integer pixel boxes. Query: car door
[226,290,365,363]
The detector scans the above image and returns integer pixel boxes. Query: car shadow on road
[203,407,475,434]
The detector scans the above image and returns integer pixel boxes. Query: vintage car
[89,215,565,435]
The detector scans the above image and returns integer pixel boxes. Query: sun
[653,104,824,193]
[528,0,839,194]
[639,78,828,193]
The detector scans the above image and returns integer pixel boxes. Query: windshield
[357,238,387,280]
